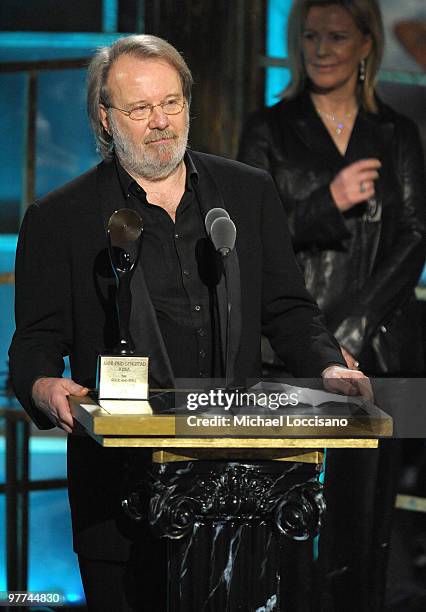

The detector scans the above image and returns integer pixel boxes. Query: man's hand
[32,377,89,433]
[340,346,359,370]
[322,365,373,401]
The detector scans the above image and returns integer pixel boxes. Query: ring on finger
[360,181,366,193]
[353,361,359,369]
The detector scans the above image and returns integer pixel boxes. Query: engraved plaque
[98,356,149,400]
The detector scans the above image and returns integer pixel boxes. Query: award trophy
[97,209,150,409]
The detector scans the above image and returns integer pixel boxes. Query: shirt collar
[114,150,198,200]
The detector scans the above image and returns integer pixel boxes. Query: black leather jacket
[238,91,426,373]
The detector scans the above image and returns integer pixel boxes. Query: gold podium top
[69,395,381,464]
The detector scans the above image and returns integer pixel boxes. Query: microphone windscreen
[211,217,236,253]
[205,207,230,235]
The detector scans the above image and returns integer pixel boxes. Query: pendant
[336,123,344,135]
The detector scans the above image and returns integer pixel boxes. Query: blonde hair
[87,34,193,158]
[283,0,384,112]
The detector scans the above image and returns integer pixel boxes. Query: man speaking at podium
[9,35,370,610]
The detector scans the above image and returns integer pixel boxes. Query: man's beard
[109,110,189,181]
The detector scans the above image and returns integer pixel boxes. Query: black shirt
[115,155,222,380]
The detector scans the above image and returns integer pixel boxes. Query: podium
[70,394,390,611]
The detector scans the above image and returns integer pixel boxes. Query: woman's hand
[330,158,381,211]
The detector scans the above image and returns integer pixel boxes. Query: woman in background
[239,0,425,376]
[238,1,425,609]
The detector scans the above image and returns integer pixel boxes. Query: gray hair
[283,0,384,113]
[87,34,193,158]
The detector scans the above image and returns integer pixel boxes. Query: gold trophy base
[97,355,150,414]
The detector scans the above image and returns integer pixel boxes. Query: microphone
[210,217,236,257]
[205,207,230,235]
[205,208,239,385]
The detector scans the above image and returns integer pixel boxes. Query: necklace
[315,107,357,136]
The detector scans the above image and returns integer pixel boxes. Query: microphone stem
[223,255,232,386]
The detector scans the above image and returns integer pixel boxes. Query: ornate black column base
[123,460,324,611]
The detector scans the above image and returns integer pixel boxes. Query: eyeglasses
[105,98,185,121]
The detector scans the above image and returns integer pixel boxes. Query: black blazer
[9,150,344,560]
[239,92,426,373]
